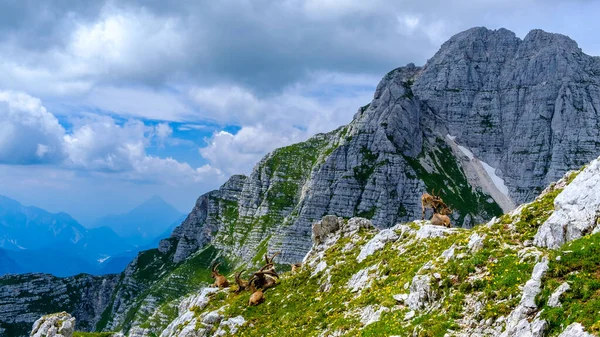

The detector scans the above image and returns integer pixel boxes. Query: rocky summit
[2,26,600,337]
[165,27,600,266]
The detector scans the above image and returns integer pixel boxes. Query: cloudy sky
[1,0,598,225]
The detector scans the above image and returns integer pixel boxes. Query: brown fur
[211,262,230,288]
[248,285,264,306]
[421,190,450,219]
[234,270,248,293]
[291,263,302,273]
[431,213,452,227]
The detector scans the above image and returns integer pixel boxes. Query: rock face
[30,312,75,337]
[163,27,600,266]
[0,273,118,336]
[534,156,600,248]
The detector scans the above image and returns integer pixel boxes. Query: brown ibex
[248,285,264,306]
[421,190,449,220]
[249,263,279,290]
[431,213,452,227]
[234,269,249,294]
[211,262,229,288]
[291,263,302,274]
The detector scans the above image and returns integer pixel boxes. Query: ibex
[431,212,452,228]
[234,269,249,294]
[249,263,279,290]
[264,252,280,269]
[291,263,302,274]
[248,285,264,306]
[211,262,229,288]
[421,190,449,220]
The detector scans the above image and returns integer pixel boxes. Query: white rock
[534,157,600,249]
[467,233,486,252]
[347,265,378,293]
[416,225,460,239]
[500,258,549,337]
[548,282,571,307]
[214,316,246,336]
[358,305,389,326]
[557,323,595,337]
[407,275,435,310]
[30,312,76,337]
[404,310,416,321]
[356,228,399,263]
[440,244,456,262]
[393,294,408,303]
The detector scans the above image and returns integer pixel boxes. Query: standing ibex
[211,262,229,288]
[421,190,449,220]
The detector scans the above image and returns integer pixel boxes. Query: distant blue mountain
[0,248,21,274]
[0,195,87,250]
[0,194,184,277]
[93,195,184,246]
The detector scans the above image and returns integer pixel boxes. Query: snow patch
[457,145,474,160]
[446,134,457,141]
[480,160,510,197]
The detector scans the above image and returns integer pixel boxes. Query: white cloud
[199,125,306,176]
[0,90,220,185]
[0,91,66,164]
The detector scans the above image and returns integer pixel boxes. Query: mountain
[162,27,600,266]
[12,155,600,337]
[0,195,87,251]
[0,195,138,276]
[0,248,20,274]
[3,27,600,336]
[93,195,184,246]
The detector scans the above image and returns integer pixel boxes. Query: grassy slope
[176,170,599,336]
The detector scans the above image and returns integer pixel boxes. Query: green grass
[539,232,600,335]
[73,332,116,337]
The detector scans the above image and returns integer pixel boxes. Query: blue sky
[1,0,599,226]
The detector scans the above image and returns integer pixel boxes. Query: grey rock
[407,275,435,310]
[534,156,600,248]
[500,257,549,337]
[357,305,389,326]
[347,265,378,293]
[558,323,595,337]
[30,312,75,337]
[356,227,399,262]
[548,282,571,307]
[416,224,460,239]
[467,233,485,253]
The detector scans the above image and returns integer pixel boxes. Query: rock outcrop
[534,156,600,248]
[30,312,75,337]
[0,273,118,336]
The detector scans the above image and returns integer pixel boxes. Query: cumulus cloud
[0,91,222,185]
[0,91,66,164]
[199,125,306,176]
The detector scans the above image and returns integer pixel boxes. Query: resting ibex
[264,252,280,269]
[234,270,249,294]
[211,262,229,288]
[249,263,279,290]
[291,263,302,273]
[248,285,264,306]
[421,190,449,220]
[431,213,451,227]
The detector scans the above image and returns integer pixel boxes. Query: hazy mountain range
[0,194,184,277]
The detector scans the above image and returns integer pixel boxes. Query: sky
[1,0,599,226]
